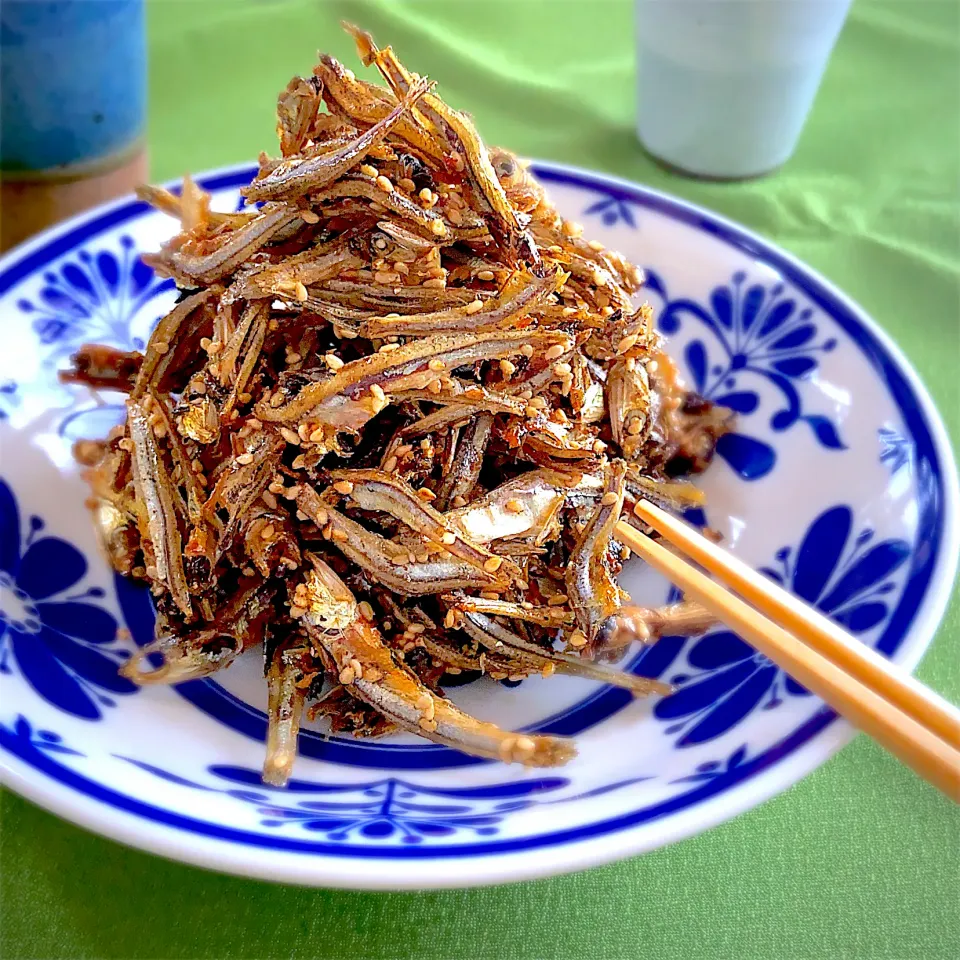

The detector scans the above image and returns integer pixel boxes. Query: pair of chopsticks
[614,501,960,802]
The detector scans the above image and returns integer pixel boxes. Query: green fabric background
[2,1,958,957]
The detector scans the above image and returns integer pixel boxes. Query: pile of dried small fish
[66,25,729,786]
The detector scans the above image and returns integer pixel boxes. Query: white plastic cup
[636,0,853,179]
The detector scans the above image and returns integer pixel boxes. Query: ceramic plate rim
[0,160,956,889]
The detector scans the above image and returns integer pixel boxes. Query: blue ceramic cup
[1,0,146,175]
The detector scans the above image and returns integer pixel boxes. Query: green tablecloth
[2,1,958,957]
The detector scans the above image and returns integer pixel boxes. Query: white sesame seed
[514,735,537,757]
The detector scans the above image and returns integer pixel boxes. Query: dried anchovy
[566,460,628,644]
[68,25,729,787]
[359,269,564,337]
[243,77,433,202]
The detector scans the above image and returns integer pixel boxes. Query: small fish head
[300,555,357,632]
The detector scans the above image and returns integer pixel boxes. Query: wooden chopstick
[628,499,960,751]
[614,517,960,801]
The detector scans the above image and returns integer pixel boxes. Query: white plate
[0,162,956,889]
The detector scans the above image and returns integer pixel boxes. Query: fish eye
[366,231,396,258]
[494,155,518,180]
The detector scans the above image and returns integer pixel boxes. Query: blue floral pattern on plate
[646,269,845,481]
[15,236,171,354]
[582,194,640,228]
[0,480,137,720]
[879,425,912,476]
[119,760,656,843]
[670,744,753,785]
[0,380,18,421]
[655,505,910,745]
[3,715,84,758]
[119,759,575,842]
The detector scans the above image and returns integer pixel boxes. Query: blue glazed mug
[0,0,147,250]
